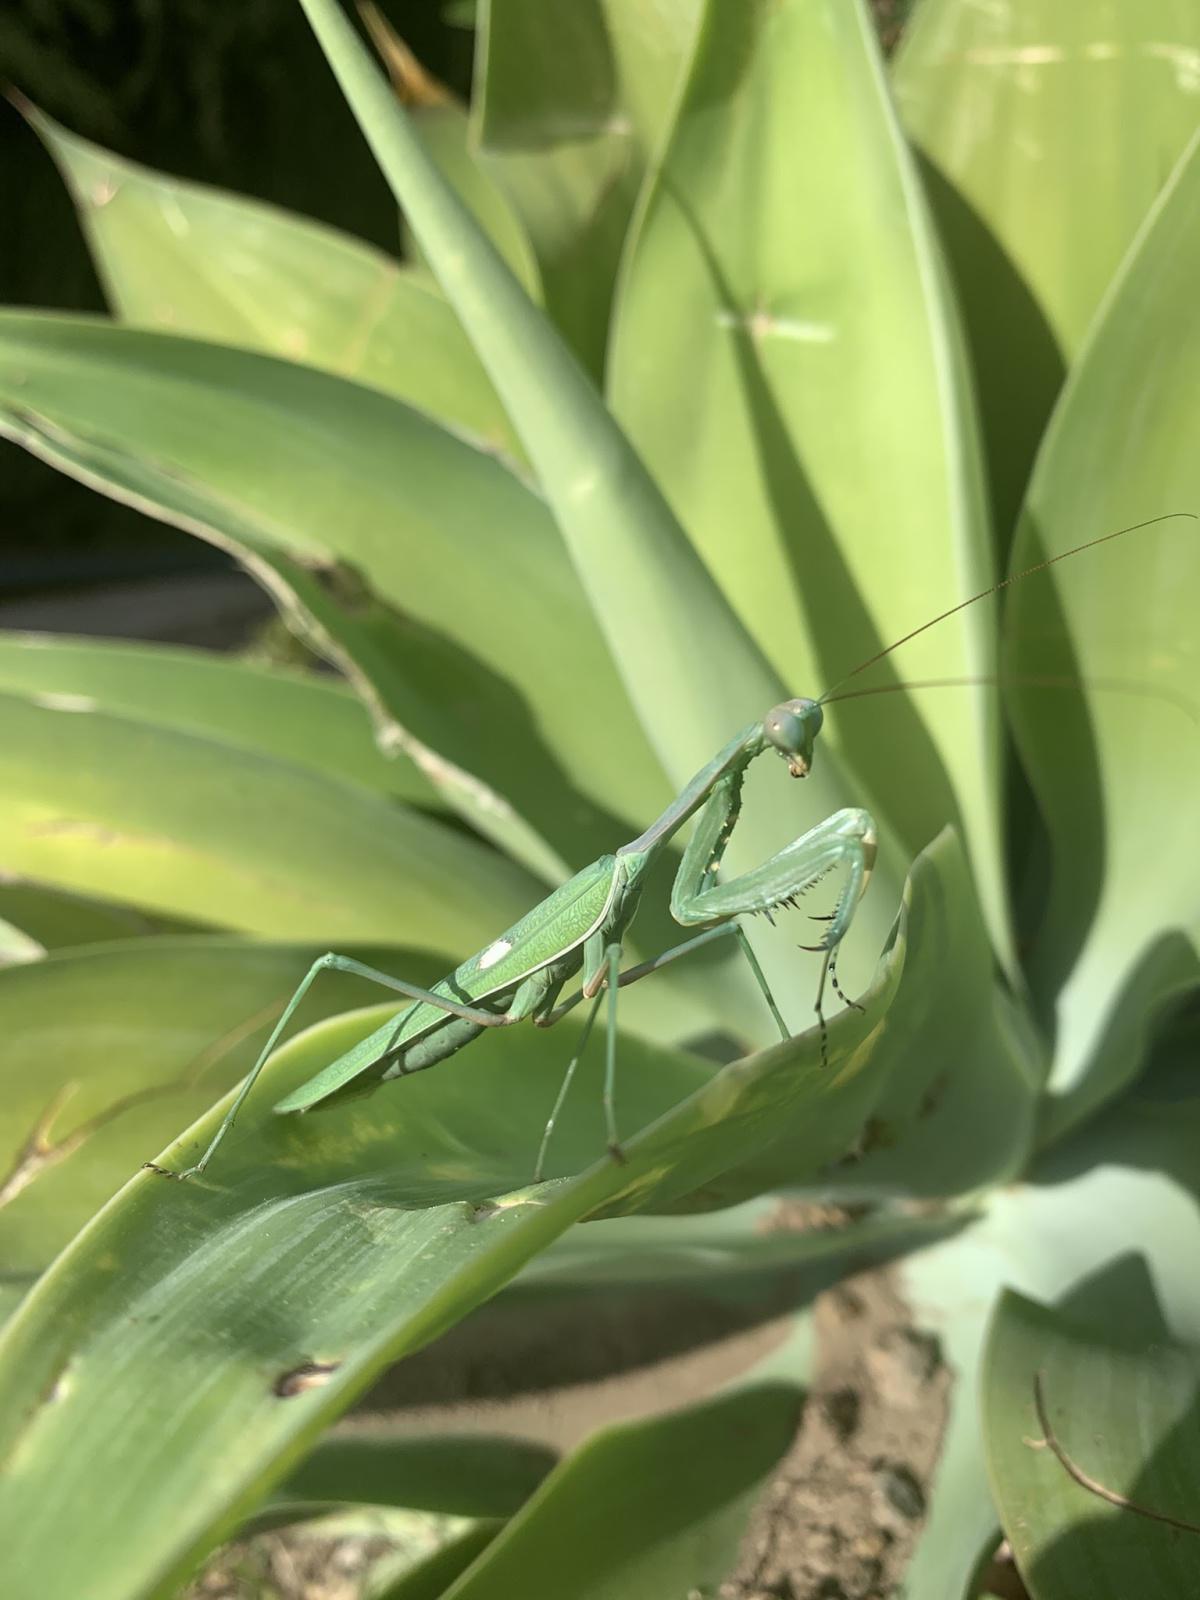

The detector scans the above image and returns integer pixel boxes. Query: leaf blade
[26,102,524,461]
[609,0,1007,954]
[1006,130,1200,1139]
[983,1289,1200,1599]
[0,311,670,875]
[0,895,903,1598]
[894,0,1200,536]
[0,688,540,946]
[436,1384,802,1599]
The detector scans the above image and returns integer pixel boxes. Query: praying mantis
[161,515,1188,1184]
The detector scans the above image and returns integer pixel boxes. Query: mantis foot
[143,1160,203,1181]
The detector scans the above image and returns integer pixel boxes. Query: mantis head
[763,698,824,778]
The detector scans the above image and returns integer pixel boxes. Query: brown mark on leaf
[273,1360,342,1398]
[919,1071,950,1120]
[826,1115,896,1173]
[298,554,376,616]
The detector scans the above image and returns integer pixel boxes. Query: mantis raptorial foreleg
[530,786,879,1172]
[667,765,878,1065]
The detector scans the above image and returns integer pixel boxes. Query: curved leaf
[429,1383,802,1599]
[0,311,671,877]
[0,880,196,949]
[895,0,1200,535]
[0,906,902,1599]
[0,938,444,1288]
[1006,130,1200,1140]
[25,102,522,460]
[0,688,540,944]
[653,826,1034,1211]
[812,828,1039,1201]
[354,14,541,301]
[473,0,649,380]
[983,1288,1200,1600]
[294,0,783,783]
[610,0,1007,956]
[898,1086,1200,1597]
[0,632,438,810]
[267,1432,556,1523]
[371,1525,503,1600]
[524,1198,955,1289]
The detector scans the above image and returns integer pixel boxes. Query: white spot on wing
[479,938,512,971]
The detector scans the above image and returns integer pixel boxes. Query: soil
[721,1271,951,1600]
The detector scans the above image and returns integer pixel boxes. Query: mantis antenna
[822,673,1199,725]
[816,511,1197,705]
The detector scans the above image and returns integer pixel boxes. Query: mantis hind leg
[158,952,521,1181]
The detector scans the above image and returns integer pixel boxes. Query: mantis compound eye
[763,698,823,777]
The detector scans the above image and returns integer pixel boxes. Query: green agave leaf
[0,938,444,1291]
[819,827,1039,1201]
[294,0,901,1029]
[610,0,1007,959]
[473,0,662,381]
[0,632,438,810]
[523,1198,955,1289]
[0,880,195,949]
[983,1288,1200,1600]
[0,688,540,945]
[0,311,672,883]
[370,1524,501,1600]
[423,1383,803,1599]
[895,0,1200,536]
[1006,130,1200,1141]
[478,0,702,155]
[266,1432,555,1523]
[354,10,541,301]
[401,95,542,291]
[295,0,778,782]
[897,1085,1200,1597]
[0,909,901,1599]
[24,102,522,461]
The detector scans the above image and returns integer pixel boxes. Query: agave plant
[0,1,1198,1596]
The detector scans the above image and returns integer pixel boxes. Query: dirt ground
[721,1271,950,1600]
